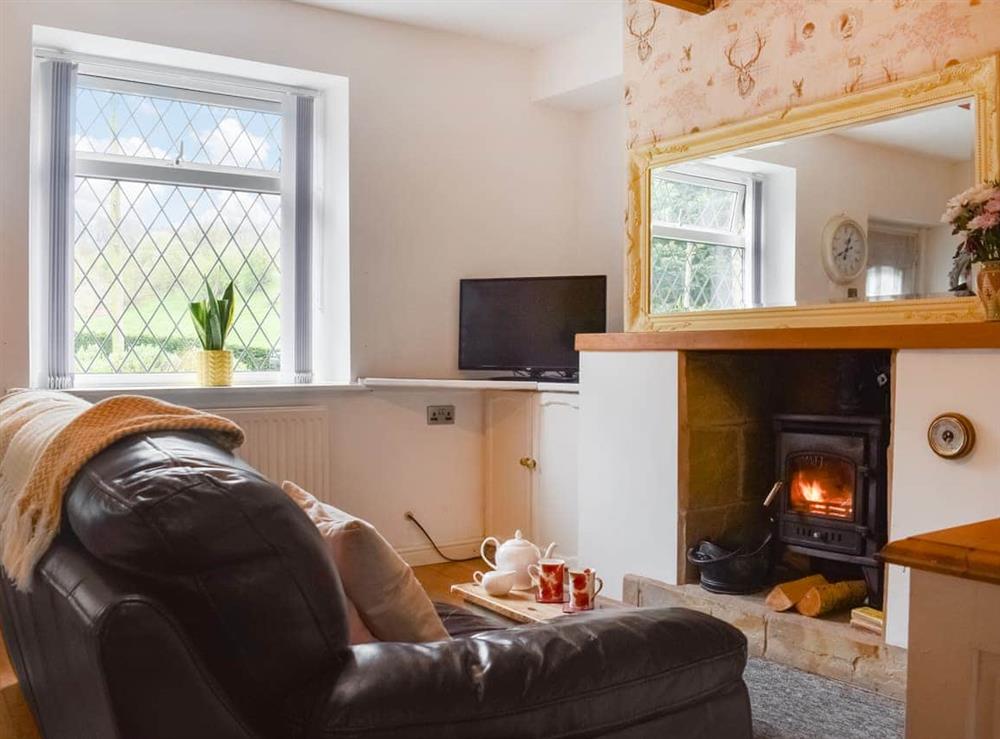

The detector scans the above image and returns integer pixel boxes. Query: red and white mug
[569,568,604,610]
[528,558,566,603]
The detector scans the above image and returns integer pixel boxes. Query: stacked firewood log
[765,575,867,617]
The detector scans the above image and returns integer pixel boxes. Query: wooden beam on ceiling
[652,0,714,14]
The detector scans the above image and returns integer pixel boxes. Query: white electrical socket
[426,405,455,425]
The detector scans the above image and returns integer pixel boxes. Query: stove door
[779,445,867,556]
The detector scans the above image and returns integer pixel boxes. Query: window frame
[64,62,309,388]
[649,164,759,312]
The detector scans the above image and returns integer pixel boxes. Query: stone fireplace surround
[659,350,903,693]
[677,350,890,589]
[593,347,903,693]
[576,327,1000,659]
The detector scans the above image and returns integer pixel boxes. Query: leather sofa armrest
[22,544,262,739]
[292,606,750,739]
[95,597,263,739]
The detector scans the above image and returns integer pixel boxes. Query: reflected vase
[976,261,1000,321]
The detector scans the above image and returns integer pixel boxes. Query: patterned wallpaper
[624,0,1000,149]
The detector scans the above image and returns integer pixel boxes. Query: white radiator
[209,406,331,495]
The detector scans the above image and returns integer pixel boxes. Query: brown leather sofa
[0,431,752,738]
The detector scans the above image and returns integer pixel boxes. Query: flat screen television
[459,275,607,377]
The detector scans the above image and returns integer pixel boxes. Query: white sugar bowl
[480,530,556,591]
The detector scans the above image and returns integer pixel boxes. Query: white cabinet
[483,390,579,562]
[532,393,580,563]
[904,569,1000,739]
[483,392,534,543]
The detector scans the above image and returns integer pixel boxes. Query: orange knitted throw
[0,390,244,590]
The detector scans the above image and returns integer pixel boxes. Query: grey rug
[745,658,904,739]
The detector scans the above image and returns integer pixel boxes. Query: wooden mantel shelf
[881,519,1000,586]
[576,323,1000,352]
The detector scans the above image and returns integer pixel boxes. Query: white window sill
[68,381,368,407]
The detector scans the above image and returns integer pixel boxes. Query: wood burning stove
[774,414,889,607]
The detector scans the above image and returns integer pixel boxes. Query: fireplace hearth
[774,414,889,607]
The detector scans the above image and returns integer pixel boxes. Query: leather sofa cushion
[64,432,350,733]
[434,601,511,637]
[285,606,750,739]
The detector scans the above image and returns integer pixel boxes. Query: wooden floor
[0,641,40,739]
[412,558,486,607]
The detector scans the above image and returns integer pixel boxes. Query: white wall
[923,224,962,294]
[759,166,797,307]
[0,0,626,557]
[885,350,1000,647]
[325,388,486,559]
[922,159,973,294]
[748,135,970,302]
[578,351,680,600]
[577,102,626,332]
[531,6,623,111]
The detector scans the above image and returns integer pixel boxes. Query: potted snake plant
[189,280,236,386]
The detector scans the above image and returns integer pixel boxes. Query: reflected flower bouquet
[942,181,1000,263]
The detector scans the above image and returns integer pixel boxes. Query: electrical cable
[404,511,482,563]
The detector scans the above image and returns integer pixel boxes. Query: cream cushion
[343,598,377,645]
[281,481,449,643]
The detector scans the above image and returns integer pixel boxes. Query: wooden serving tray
[449,582,571,624]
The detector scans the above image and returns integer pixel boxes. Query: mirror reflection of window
[865,224,920,299]
[644,96,977,316]
[650,166,759,313]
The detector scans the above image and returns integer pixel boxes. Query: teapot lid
[503,529,535,548]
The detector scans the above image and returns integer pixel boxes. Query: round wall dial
[927,413,975,459]
[821,215,868,285]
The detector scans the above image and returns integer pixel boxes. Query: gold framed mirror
[626,54,1000,332]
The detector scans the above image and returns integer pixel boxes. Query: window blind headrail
[34,47,319,103]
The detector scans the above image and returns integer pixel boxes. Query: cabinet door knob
[519,457,537,470]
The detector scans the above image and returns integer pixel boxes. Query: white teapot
[480,530,556,591]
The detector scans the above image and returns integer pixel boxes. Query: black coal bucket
[686,532,773,595]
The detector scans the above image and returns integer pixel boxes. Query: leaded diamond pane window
[73,179,281,374]
[650,167,755,313]
[75,83,282,172]
[71,74,286,378]
[652,176,742,233]
[650,238,745,313]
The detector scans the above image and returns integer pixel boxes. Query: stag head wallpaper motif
[624,0,1000,149]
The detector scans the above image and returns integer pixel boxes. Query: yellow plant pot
[197,350,233,386]
[977,261,1000,321]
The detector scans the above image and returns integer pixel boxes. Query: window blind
[42,60,77,389]
[292,95,314,384]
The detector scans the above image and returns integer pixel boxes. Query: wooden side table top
[881,517,1000,586]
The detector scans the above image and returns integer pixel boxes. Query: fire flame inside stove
[789,463,854,520]
[797,479,828,504]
